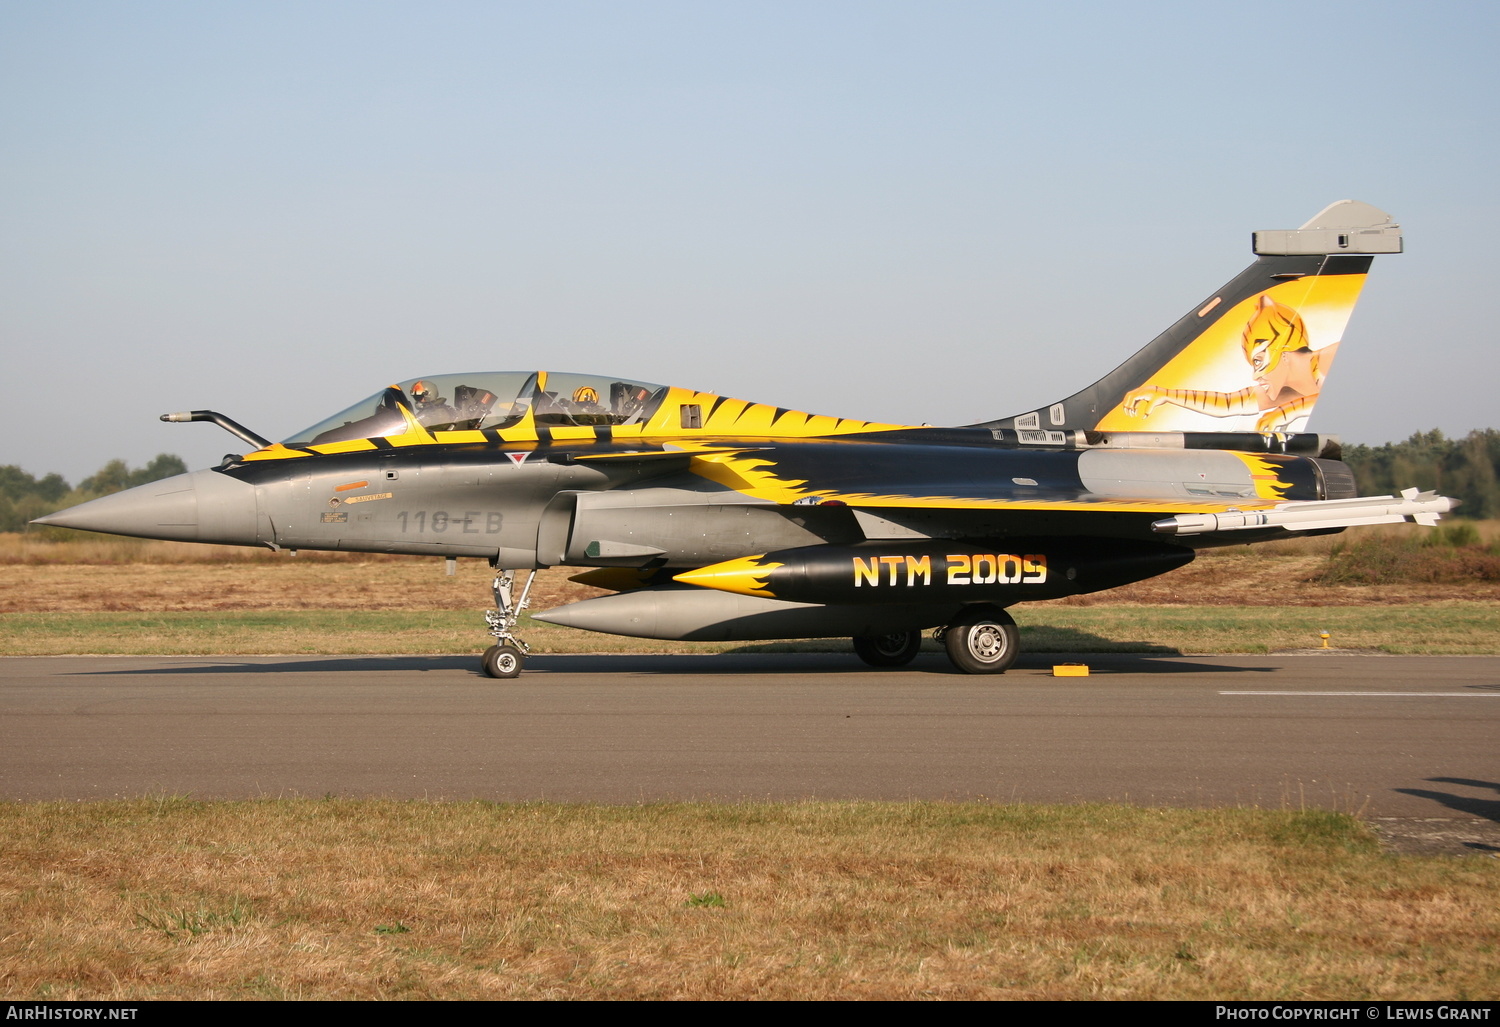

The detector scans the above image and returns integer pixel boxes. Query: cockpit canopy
[281,372,669,447]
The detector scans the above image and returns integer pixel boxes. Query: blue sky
[3,0,1497,481]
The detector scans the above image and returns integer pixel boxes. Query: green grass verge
[1012,601,1500,655]
[3,601,1497,656]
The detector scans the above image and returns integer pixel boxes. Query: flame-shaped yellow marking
[673,555,785,598]
[1233,452,1294,500]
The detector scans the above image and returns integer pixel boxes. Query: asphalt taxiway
[2,652,1497,830]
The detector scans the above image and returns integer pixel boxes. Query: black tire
[481,643,524,679]
[943,606,1019,674]
[853,630,922,668]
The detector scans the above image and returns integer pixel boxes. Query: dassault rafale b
[35,200,1454,677]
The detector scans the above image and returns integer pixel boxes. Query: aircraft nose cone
[30,469,259,545]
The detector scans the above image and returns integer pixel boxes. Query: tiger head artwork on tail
[1119,294,1334,433]
[1240,295,1330,423]
[976,199,1401,438]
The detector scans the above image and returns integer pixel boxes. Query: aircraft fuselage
[73,431,1337,570]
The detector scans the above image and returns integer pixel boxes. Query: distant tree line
[1340,429,1500,520]
[0,455,187,533]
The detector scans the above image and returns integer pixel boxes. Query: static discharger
[1053,664,1089,677]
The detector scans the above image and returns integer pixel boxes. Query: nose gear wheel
[481,642,524,678]
[481,569,536,678]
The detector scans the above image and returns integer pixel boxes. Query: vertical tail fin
[977,200,1402,436]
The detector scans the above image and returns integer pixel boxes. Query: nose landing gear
[481,569,536,678]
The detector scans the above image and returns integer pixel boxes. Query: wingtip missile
[1151,491,1457,536]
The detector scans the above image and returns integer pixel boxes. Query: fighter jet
[34,200,1453,677]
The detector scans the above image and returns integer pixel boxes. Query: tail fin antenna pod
[977,201,1402,436]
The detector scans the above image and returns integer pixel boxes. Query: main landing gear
[854,605,1020,674]
[481,569,537,678]
[939,605,1020,674]
[852,630,922,668]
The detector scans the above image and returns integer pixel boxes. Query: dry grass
[1,800,1495,1001]
[1012,601,1500,655]
[1061,524,1500,607]
[4,602,1497,656]
[10,525,1500,615]
[5,525,1499,656]
[1317,527,1500,585]
[0,610,756,656]
[0,533,415,564]
[0,544,603,614]
[11,524,1500,611]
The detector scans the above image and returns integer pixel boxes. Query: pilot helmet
[411,380,441,406]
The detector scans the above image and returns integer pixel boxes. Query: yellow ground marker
[1052,664,1089,677]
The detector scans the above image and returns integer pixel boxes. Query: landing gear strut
[481,569,537,678]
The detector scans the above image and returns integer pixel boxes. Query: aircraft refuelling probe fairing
[35,200,1454,677]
